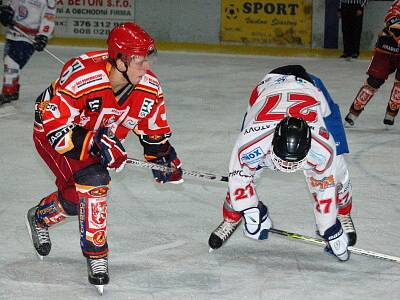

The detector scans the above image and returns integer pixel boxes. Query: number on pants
[255,93,319,123]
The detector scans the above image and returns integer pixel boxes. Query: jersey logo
[240,146,264,164]
[87,97,102,112]
[45,103,60,118]
[318,126,329,140]
[122,116,138,129]
[139,98,155,117]
[17,6,28,21]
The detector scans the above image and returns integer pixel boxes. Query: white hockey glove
[322,219,350,261]
[242,201,272,240]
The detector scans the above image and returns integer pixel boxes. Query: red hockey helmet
[107,22,155,61]
[385,6,400,26]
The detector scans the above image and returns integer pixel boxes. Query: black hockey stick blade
[269,228,400,264]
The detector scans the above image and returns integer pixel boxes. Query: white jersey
[228,74,339,233]
[4,0,56,43]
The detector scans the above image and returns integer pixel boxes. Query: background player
[0,0,55,104]
[25,22,183,293]
[345,0,400,126]
[208,65,354,262]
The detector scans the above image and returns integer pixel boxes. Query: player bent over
[345,1,400,126]
[26,23,183,293]
[208,65,355,262]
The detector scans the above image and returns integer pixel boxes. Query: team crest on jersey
[139,98,155,117]
[16,6,28,20]
[240,146,265,164]
[86,97,102,112]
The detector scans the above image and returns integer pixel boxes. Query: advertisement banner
[54,0,134,38]
[221,0,312,47]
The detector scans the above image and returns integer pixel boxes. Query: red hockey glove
[145,144,183,184]
[94,127,127,172]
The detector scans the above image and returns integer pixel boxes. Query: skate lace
[338,214,355,233]
[34,222,50,244]
[214,221,239,241]
[90,258,108,275]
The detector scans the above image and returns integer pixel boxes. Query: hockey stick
[128,157,400,263]
[12,25,65,65]
[126,157,229,182]
[269,228,400,264]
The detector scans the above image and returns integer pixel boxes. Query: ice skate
[87,257,109,295]
[344,112,358,127]
[383,107,398,126]
[25,206,51,260]
[208,219,241,252]
[0,92,18,105]
[337,213,357,246]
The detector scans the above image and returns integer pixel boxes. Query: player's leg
[383,69,400,125]
[209,190,272,250]
[0,40,34,104]
[312,196,350,262]
[26,191,76,258]
[74,164,111,287]
[335,155,357,246]
[344,51,393,126]
[208,191,242,250]
[28,130,99,258]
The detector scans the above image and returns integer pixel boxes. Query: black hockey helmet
[269,65,314,85]
[271,116,312,172]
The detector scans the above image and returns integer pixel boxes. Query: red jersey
[34,50,171,161]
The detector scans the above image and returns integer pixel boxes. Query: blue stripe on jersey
[310,74,349,155]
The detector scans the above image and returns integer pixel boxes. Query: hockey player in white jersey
[208,65,354,261]
[0,0,55,104]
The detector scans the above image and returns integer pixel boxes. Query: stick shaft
[126,158,228,182]
[270,228,400,264]
[127,157,400,264]
[12,26,65,65]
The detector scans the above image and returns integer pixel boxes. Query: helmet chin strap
[115,60,134,86]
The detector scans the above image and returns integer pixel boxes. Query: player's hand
[0,6,14,27]
[145,145,183,184]
[94,127,127,172]
[33,35,48,52]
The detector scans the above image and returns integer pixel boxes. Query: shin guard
[36,192,68,227]
[386,80,400,117]
[77,184,109,259]
[351,83,377,114]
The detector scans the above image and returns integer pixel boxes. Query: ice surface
[0,45,399,299]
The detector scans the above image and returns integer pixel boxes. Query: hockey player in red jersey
[208,65,354,262]
[345,1,400,126]
[25,22,183,293]
[0,0,56,104]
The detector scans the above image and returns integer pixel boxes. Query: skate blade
[209,247,214,253]
[343,122,353,128]
[95,285,104,295]
[24,214,44,261]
